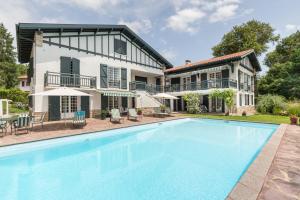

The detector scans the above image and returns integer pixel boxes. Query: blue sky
[1,0,300,71]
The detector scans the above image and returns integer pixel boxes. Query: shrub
[242,111,247,116]
[137,108,142,115]
[287,103,300,117]
[183,93,200,114]
[256,94,286,114]
[0,88,29,104]
[100,109,108,120]
[210,89,235,113]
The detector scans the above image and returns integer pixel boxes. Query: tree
[0,23,16,63]
[258,32,300,99]
[212,20,279,57]
[0,62,19,88]
[0,23,27,88]
[210,89,235,114]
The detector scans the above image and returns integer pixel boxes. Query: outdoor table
[0,114,19,135]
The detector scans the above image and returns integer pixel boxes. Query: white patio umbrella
[152,93,178,100]
[30,87,92,96]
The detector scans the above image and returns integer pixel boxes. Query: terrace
[44,71,97,89]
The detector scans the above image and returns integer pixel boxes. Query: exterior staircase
[135,91,162,108]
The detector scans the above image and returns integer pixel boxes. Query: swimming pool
[0,118,278,200]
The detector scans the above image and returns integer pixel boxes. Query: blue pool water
[0,118,278,200]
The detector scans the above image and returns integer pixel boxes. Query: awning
[101,90,136,97]
[30,87,92,96]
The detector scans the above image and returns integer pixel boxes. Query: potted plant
[287,104,300,125]
[100,109,108,120]
[290,115,298,125]
[137,108,142,115]
[242,111,247,116]
[160,105,166,113]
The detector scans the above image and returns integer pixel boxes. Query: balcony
[165,79,237,92]
[44,71,97,89]
[129,81,163,94]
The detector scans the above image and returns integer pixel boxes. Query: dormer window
[114,38,127,55]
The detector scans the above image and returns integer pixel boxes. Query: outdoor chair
[0,118,8,137]
[31,112,46,129]
[200,105,208,113]
[128,108,142,121]
[73,111,86,127]
[110,109,124,123]
[12,114,31,135]
[153,107,168,118]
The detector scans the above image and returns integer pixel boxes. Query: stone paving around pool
[257,125,300,200]
[0,116,182,147]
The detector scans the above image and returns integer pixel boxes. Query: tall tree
[0,23,27,88]
[0,23,16,63]
[212,20,279,57]
[258,32,300,99]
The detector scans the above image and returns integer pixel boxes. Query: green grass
[183,113,290,124]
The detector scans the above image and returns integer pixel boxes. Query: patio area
[0,115,182,147]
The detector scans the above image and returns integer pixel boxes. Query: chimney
[185,60,191,65]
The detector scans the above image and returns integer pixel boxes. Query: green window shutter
[121,97,128,108]
[48,96,60,121]
[121,68,127,89]
[101,94,108,110]
[72,58,80,87]
[100,64,108,88]
[81,96,90,118]
[60,56,72,86]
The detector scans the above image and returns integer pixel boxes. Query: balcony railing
[129,79,238,93]
[44,71,97,88]
[165,79,237,92]
[129,81,163,94]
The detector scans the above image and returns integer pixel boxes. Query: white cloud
[209,4,238,22]
[161,48,176,60]
[165,0,242,32]
[40,0,126,11]
[166,8,206,33]
[0,1,32,37]
[118,19,152,34]
[285,24,300,34]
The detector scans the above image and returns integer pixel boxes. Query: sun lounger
[12,114,31,135]
[153,107,168,118]
[110,109,124,123]
[128,108,142,121]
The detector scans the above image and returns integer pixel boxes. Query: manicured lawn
[183,113,290,124]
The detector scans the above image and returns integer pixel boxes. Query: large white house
[16,23,172,120]
[164,50,261,114]
[16,23,261,120]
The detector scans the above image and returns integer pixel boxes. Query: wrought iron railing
[129,79,238,93]
[44,71,97,88]
[164,79,237,92]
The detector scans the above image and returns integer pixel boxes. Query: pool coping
[226,123,287,200]
[0,117,185,148]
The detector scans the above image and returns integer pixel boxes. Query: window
[70,96,78,112]
[61,96,69,113]
[245,94,249,105]
[250,95,253,105]
[21,81,25,87]
[108,96,119,110]
[108,67,121,88]
[114,38,127,55]
[61,96,78,113]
